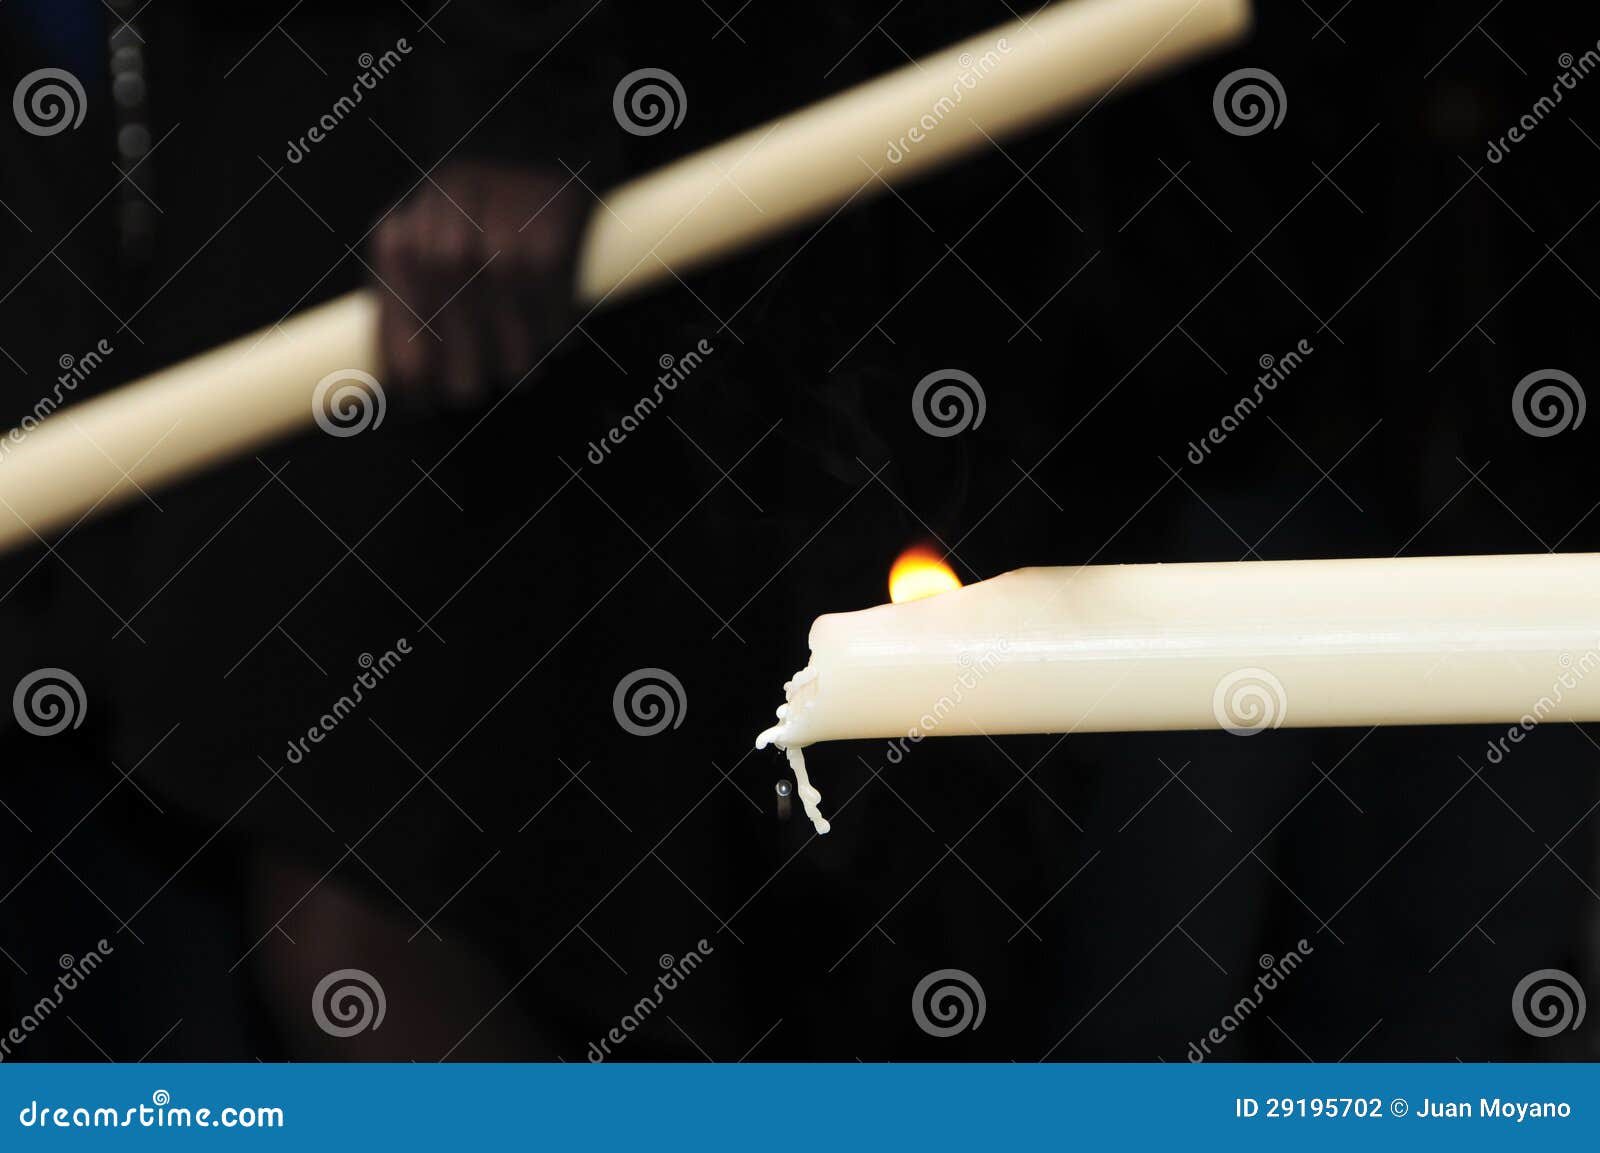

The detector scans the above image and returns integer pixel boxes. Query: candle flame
[888,546,961,604]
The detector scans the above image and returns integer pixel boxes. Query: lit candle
[757,551,1600,834]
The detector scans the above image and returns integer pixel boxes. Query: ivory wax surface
[759,555,1600,748]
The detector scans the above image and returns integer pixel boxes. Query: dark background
[3,0,1599,1061]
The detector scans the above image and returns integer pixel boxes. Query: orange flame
[888,546,961,604]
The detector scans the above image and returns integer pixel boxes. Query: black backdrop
[2,0,1599,1061]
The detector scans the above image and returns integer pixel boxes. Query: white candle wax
[0,0,1250,555]
[580,0,1252,301]
[757,554,1600,833]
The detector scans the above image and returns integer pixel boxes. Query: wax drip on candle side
[784,747,829,835]
[755,665,829,834]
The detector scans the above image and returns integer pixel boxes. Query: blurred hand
[371,161,589,408]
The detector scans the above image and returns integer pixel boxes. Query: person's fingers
[374,203,435,402]
[480,182,536,382]
[414,182,474,317]
[415,181,483,405]
[367,161,590,409]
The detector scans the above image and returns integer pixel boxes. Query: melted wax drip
[755,666,829,834]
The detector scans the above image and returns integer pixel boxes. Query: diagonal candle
[0,0,1250,556]
[756,553,1600,834]
[581,0,1253,301]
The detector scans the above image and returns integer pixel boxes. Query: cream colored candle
[0,293,379,551]
[757,554,1600,833]
[0,0,1249,555]
[579,0,1252,300]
